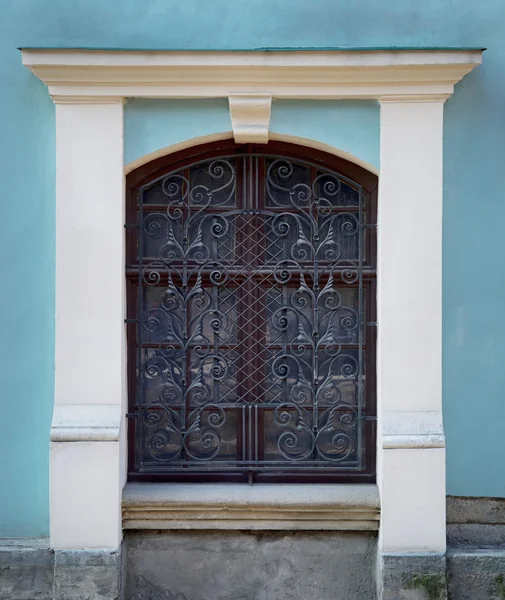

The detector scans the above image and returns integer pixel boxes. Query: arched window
[126,141,377,483]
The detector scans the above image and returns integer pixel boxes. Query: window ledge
[122,482,380,531]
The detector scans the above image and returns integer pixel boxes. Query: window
[126,141,377,482]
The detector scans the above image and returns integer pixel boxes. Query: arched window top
[126,141,377,483]
[127,140,378,196]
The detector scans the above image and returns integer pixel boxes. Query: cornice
[22,49,482,101]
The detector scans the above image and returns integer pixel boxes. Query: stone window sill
[122,483,380,531]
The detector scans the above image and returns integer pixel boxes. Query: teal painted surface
[443,61,505,497]
[271,100,379,170]
[124,99,232,166]
[1,0,505,536]
[0,9,55,537]
[125,100,380,171]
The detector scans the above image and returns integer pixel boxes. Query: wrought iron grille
[126,145,377,482]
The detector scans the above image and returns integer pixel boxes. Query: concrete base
[380,553,447,600]
[0,539,54,600]
[124,530,378,600]
[445,496,505,599]
[447,496,505,549]
[5,496,505,599]
[447,549,505,600]
[53,549,121,600]
[0,540,121,600]
[379,549,505,600]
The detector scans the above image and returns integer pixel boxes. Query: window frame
[126,140,378,483]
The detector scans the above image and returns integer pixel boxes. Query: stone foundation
[0,539,53,600]
[380,553,447,600]
[447,549,505,600]
[4,496,505,599]
[124,530,378,600]
[0,540,121,600]
[53,549,121,600]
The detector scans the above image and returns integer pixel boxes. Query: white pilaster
[377,98,446,553]
[51,98,125,549]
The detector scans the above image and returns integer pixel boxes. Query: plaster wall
[0,0,503,536]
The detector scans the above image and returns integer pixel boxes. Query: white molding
[45,83,461,100]
[50,404,122,442]
[379,93,451,103]
[21,49,482,100]
[228,94,272,143]
[382,434,446,450]
[21,48,481,67]
[122,483,380,531]
[51,95,124,104]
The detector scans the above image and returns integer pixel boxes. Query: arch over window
[126,141,377,483]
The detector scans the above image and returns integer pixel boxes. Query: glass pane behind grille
[130,153,375,480]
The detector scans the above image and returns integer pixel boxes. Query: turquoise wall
[124,99,232,166]
[1,0,504,536]
[124,99,380,170]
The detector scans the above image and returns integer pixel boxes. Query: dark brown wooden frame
[126,140,378,483]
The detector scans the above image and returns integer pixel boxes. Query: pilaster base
[0,541,122,600]
[380,553,447,600]
[54,549,121,600]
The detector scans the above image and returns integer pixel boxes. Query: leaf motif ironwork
[134,155,370,474]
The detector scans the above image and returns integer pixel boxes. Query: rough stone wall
[5,497,505,600]
[124,530,378,600]
[0,540,120,600]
